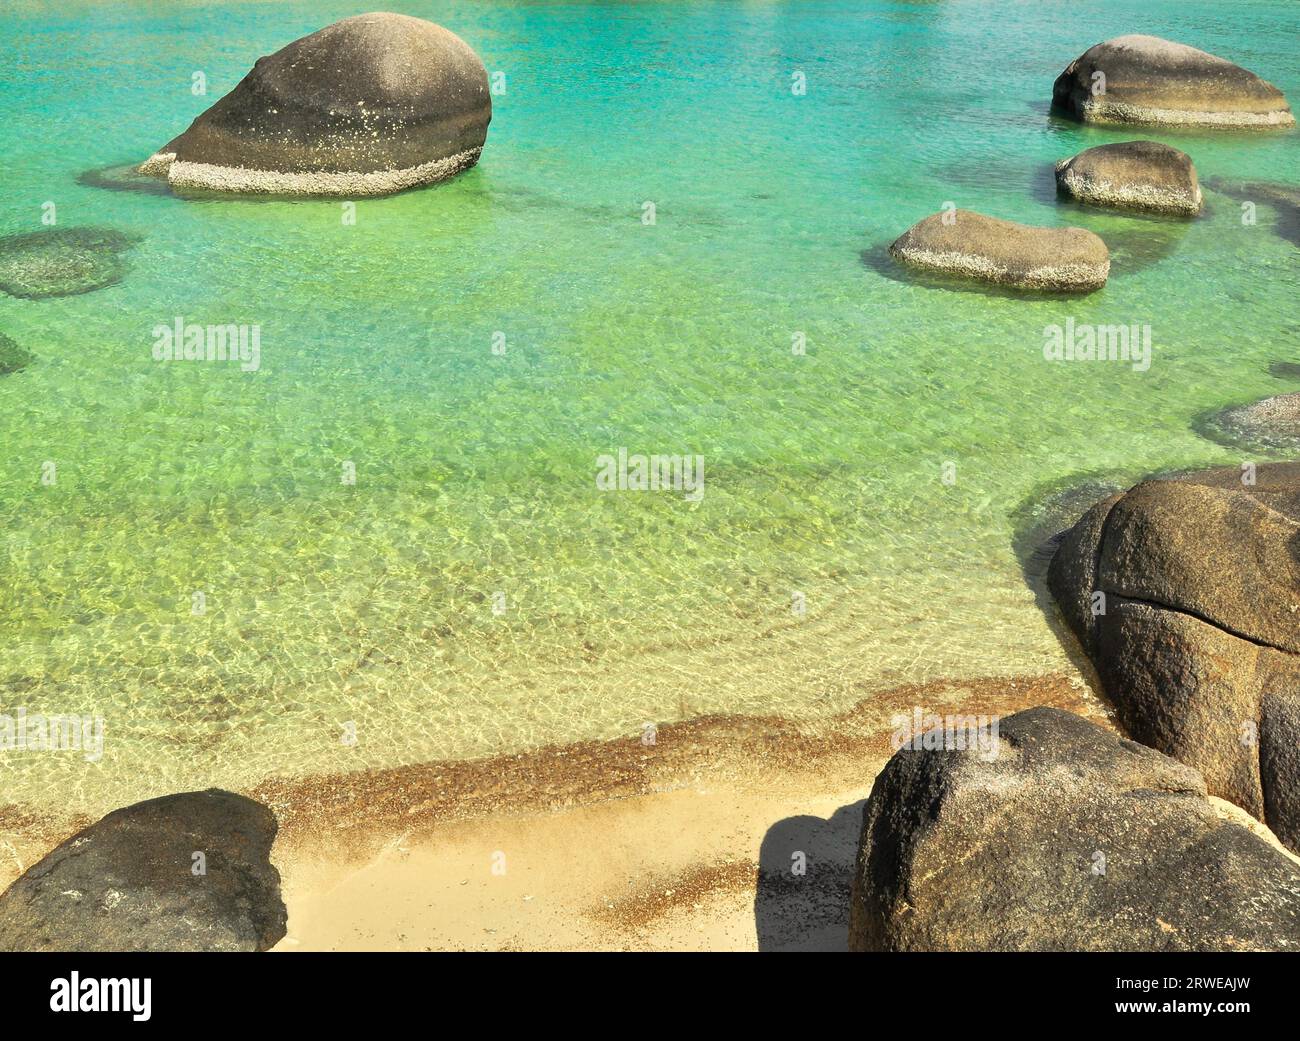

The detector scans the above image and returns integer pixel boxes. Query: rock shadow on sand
[754,800,863,951]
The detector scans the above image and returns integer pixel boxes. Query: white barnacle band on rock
[888,210,1109,293]
[1055,140,1203,217]
[138,12,491,197]
[1052,35,1294,129]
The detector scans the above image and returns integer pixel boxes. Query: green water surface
[0,0,1296,813]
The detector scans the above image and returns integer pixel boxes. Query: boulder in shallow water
[1049,464,1300,853]
[140,12,491,197]
[0,789,286,951]
[1055,140,1202,216]
[889,209,1109,292]
[0,226,137,299]
[850,707,1300,951]
[1053,35,1294,128]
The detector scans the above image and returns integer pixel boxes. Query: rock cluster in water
[139,12,491,197]
[886,35,1293,290]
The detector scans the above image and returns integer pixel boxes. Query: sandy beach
[256,675,1106,950]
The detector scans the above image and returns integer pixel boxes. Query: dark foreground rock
[140,12,491,196]
[1049,464,1300,852]
[0,226,138,298]
[0,789,285,951]
[1053,35,1294,128]
[1055,141,1201,216]
[889,209,1109,292]
[850,707,1300,951]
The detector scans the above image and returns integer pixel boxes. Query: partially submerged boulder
[850,707,1300,951]
[0,227,137,298]
[1055,140,1202,216]
[0,789,286,951]
[1049,464,1300,853]
[1053,35,1294,128]
[889,209,1109,292]
[140,12,491,196]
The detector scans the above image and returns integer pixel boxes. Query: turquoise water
[1,0,1297,814]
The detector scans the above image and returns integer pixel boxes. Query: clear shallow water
[1,0,1297,814]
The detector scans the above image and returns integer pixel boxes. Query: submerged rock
[0,332,33,374]
[0,226,137,299]
[1207,178,1300,247]
[1049,464,1300,853]
[1053,35,1294,128]
[78,162,173,196]
[1201,392,1300,452]
[850,706,1300,951]
[1055,141,1202,216]
[0,789,286,951]
[889,209,1108,292]
[140,12,491,197]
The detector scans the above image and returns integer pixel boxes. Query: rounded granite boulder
[1053,35,1294,128]
[139,12,491,196]
[1055,140,1202,216]
[1048,464,1300,855]
[889,209,1109,292]
[850,706,1300,951]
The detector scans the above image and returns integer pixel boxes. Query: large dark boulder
[1053,35,1294,128]
[850,707,1300,951]
[140,13,491,196]
[1049,464,1300,852]
[1055,141,1201,216]
[888,209,1109,292]
[0,789,286,951]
